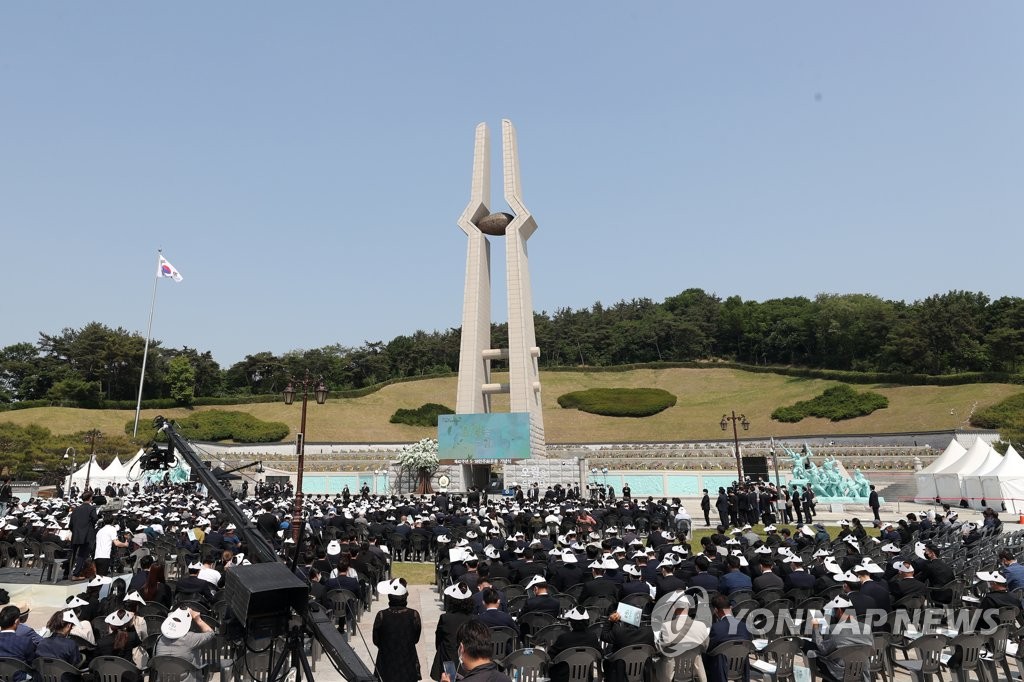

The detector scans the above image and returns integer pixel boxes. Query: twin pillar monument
[438,120,576,492]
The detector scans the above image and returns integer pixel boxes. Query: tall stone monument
[453,120,546,478]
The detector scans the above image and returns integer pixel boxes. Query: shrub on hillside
[390,403,454,427]
[557,388,677,417]
[124,410,289,443]
[971,392,1024,448]
[771,384,888,423]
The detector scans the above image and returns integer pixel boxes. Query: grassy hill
[1,368,1018,443]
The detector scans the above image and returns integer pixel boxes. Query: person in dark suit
[919,544,955,604]
[704,595,751,682]
[0,605,35,664]
[889,561,928,603]
[581,559,620,603]
[979,571,1024,612]
[868,486,881,524]
[518,576,560,640]
[718,556,752,595]
[783,556,816,591]
[547,608,601,682]
[431,585,475,681]
[715,489,730,529]
[687,555,719,595]
[601,610,655,682]
[128,554,155,592]
[67,491,97,579]
[753,557,784,592]
[701,489,712,527]
[477,588,518,630]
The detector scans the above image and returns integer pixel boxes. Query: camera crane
[149,416,376,682]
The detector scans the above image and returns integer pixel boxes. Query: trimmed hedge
[124,410,289,443]
[557,388,677,418]
[390,403,454,427]
[971,392,1024,445]
[772,385,889,423]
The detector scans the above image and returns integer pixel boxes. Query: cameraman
[94,512,129,576]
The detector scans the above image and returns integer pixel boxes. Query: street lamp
[282,374,328,541]
[720,411,750,483]
[63,448,76,501]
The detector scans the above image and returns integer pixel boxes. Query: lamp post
[83,430,102,493]
[720,411,750,484]
[63,447,76,501]
[283,374,328,542]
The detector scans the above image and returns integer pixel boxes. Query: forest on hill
[1,288,1022,408]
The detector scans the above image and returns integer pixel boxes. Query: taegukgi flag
[158,255,183,282]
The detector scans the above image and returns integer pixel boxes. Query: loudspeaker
[224,562,309,624]
[742,456,769,481]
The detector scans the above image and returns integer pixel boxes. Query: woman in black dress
[372,579,421,682]
[430,583,475,681]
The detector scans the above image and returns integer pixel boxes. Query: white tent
[982,445,1024,515]
[102,457,125,480]
[962,446,1003,509]
[122,449,145,476]
[934,437,993,503]
[915,440,966,501]
[69,455,101,491]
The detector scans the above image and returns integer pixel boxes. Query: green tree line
[2,289,1023,407]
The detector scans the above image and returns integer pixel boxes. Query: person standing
[715,488,729,529]
[622,482,631,501]
[700,489,711,527]
[0,477,12,518]
[67,490,98,580]
[868,485,881,525]
[373,578,422,682]
[94,513,129,576]
[802,487,815,523]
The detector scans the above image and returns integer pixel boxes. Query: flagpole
[133,250,162,438]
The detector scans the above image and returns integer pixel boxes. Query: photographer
[94,512,130,576]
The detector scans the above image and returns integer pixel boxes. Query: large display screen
[438,412,532,461]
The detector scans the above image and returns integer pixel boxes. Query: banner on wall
[438,413,531,460]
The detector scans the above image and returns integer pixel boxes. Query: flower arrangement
[396,438,440,472]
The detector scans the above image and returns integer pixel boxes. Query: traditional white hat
[105,610,133,627]
[839,519,850,527]
[914,542,928,560]
[741,525,752,531]
[725,539,740,546]
[977,571,1008,584]
[327,540,342,556]
[859,560,885,575]
[484,546,500,560]
[67,596,89,609]
[622,564,641,577]
[524,575,548,590]
[436,535,451,544]
[161,608,193,640]
[378,579,409,596]
[124,591,146,605]
[764,525,777,532]
[824,557,843,574]
[754,546,773,555]
[843,537,860,552]
[812,549,831,558]
[562,607,589,621]
[893,561,914,573]
[62,610,80,626]
[660,553,679,567]
[834,571,860,584]
[187,561,202,571]
[800,525,815,537]
[729,551,749,567]
[444,583,474,600]
[881,543,901,553]
[825,596,853,610]
[87,575,113,587]
[783,555,804,564]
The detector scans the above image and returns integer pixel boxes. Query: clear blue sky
[2,4,1021,366]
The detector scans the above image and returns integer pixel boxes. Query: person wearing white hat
[978,570,1020,612]
[431,580,476,681]
[35,609,80,664]
[372,577,422,682]
[96,609,141,660]
[653,592,709,682]
[889,561,928,603]
[808,595,872,682]
[547,607,601,682]
[154,608,215,681]
[582,557,620,603]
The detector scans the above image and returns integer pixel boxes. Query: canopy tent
[933,437,993,503]
[122,449,145,477]
[68,455,101,491]
[981,445,1024,515]
[962,446,1004,508]
[915,439,966,501]
[102,457,125,480]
